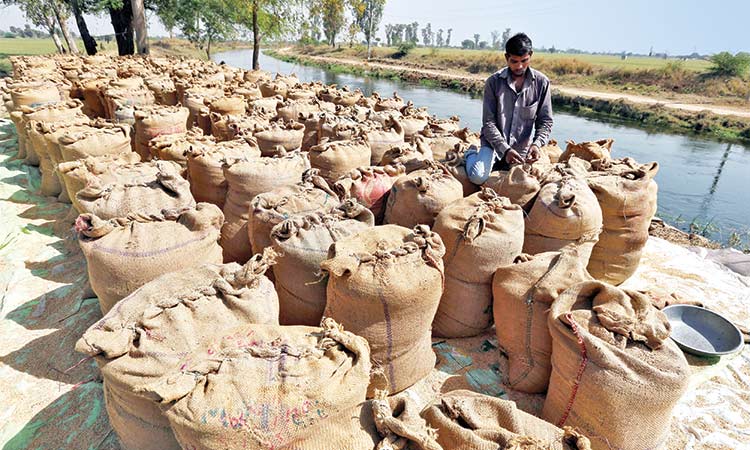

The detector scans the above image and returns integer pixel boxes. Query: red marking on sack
[557,312,588,428]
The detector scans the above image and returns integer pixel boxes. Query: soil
[648,218,722,249]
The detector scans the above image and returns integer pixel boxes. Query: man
[466,32,553,185]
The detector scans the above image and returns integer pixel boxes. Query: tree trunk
[50,1,79,54]
[131,0,149,54]
[70,0,97,55]
[366,3,373,60]
[109,3,135,56]
[252,1,260,70]
[206,34,212,60]
[43,15,66,53]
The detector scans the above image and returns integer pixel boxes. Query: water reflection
[214,49,750,246]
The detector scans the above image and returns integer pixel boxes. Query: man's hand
[504,149,524,165]
[525,145,540,163]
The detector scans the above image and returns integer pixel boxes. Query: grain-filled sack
[214,113,270,143]
[524,177,602,265]
[421,390,591,450]
[586,159,659,285]
[182,85,223,127]
[80,77,110,117]
[144,319,376,450]
[186,138,260,208]
[432,189,524,338]
[74,251,279,450]
[133,105,190,160]
[221,151,309,263]
[57,121,132,163]
[385,162,464,229]
[9,81,61,110]
[373,92,405,111]
[207,95,246,116]
[379,142,432,173]
[29,119,90,197]
[541,139,563,164]
[75,161,195,220]
[258,78,289,98]
[145,76,179,105]
[19,100,86,165]
[102,87,156,124]
[418,128,464,161]
[271,200,374,326]
[559,139,614,163]
[542,281,689,450]
[429,115,461,134]
[399,108,430,139]
[276,98,322,122]
[309,138,372,184]
[493,164,545,210]
[441,146,480,197]
[492,246,592,394]
[76,204,224,313]
[333,164,407,224]
[248,169,339,258]
[365,118,406,164]
[148,128,214,168]
[253,120,305,156]
[368,393,442,450]
[58,153,142,213]
[322,225,445,394]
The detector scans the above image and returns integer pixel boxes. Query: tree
[709,52,750,77]
[234,0,299,70]
[67,0,98,54]
[384,23,393,46]
[446,28,452,47]
[501,27,511,49]
[473,33,479,48]
[346,21,358,47]
[461,39,474,50]
[478,41,488,49]
[348,0,385,59]
[3,0,67,53]
[131,0,148,53]
[406,21,418,44]
[100,0,135,55]
[172,0,236,59]
[421,22,433,47]
[490,30,500,50]
[321,0,345,46]
[48,0,79,53]
[436,28,443,47]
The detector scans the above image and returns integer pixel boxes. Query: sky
[2,0,748,55]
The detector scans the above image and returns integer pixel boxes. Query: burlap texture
[586,159,659,285]
[186,138,260,208]
[333,164,407,224]
[494,164,545,211]
[540,139,563,164]
[58,152,142,212]
[56,121,132,162]
[379,142,432,173]
[309,138,373,184]
[147,128,213,169]
[542,281,689,450]
[432,189,524,338]
[18,100,86,165]
[221,151,310,263]
[29,119,90,197]
[76,204,224,313]
[559,139,614,163]
[492,246,592,394]
[254,120,305,155]
[271,200,374,326]
[422,390,591,450]
[385,162,464,229]
[322,225,445,394]
[441,146,481,197]
[365,118,406,164]
[133,105,190,160]
[145,319,375,450]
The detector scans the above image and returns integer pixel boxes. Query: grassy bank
[268,49,750,144]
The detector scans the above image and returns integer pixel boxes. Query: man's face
[505,52,533,77]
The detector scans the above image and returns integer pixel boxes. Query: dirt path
[277,49,750,119]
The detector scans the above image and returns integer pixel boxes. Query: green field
[0,38,84,75]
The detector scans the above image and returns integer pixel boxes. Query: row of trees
[461,28,512,50]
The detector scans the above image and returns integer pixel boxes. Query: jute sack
[559,139,614,163]
[58,153,142,213]
[144,76,179,105]
[384,162,464,229]
[492,246,592,394]
[429,115,462,134]
[144,319,376,450]
[586,159,659,285]
[524,177,602,265]
[432,189,524,338]
[253,120,305,156]
[494,164,545,210]
[441,145,480,197]
[29,118,90,197]
[271,200,374,326]
[75,161,195,220]
[74,251,279,450]
[277,98,322,122]
[148,128,215,169]
[76,204,224,314]
[379,142,432,173]
[207,95,246,116]
[214,113,270,142]
[248,95,283,115]
[80,78,110,117]
[399,108,430,139]
[309,138,372,184]
[9,111,29,160]
[373,92,405,111]
[418,128,464,161]
[133,105,190,160]
[368,393,442,450]
[57,121,132,163]
[322,225,446,394]
[19,100,86,165]
[186,138,260,209]
[102,87,156,124]
[421,390,591,450]
[542,281,689,450]
[541,139,563,164]
[221,151,309,263]
[365,118,405,164]
[333,164,407,224]
[9,81,61,111]
[248,169,339,257]
[258,78,289,98]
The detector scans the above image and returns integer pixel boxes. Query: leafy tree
[490,30,500,50]
[436,28,443,47]
[348,0,385,59]
[3,0,67,52]
[405,21,418,44]
[446,28,452,47]
[173,0,236,59]
[461,39,474,50]
[321,0,345,46]
[235,0,300,69]
[346,21,359,47]
[709,52,750,77]
[478,41,488,49]
[66,0,98,54]
[473,33,479,48]
[501,27,511,49]
[421,22,434,47]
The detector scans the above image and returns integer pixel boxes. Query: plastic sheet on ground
[0,119,748,449]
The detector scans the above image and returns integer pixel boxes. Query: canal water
[215,49,750,247]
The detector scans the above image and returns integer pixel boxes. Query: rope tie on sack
[557,312,589,428]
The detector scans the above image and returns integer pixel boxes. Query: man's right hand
[504,149,524,165]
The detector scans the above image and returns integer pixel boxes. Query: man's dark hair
[505,33,533,56]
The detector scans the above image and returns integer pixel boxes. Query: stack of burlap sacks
[1,54,688,450]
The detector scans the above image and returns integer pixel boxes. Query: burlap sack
[524,177,602,264]
[333,164,407,224]
[58,153,142,213]
[432,189,524,338]
[287,87,317,101]
[221,151,310,263]
[207,95,246,116]
[271,200,374,326]
[254,120,305,155]
[418,129,464,161]
[248,95,283,115]
[586,159,659,285]
[19,100,86,165]
[29,118,90,197]
[399,109,430,139]
[542,281,689,450]
[147,128,214,169]
[385,162,464,229]
[57,121,132,163]
[322,224,445,394]
[259,79,289,98]
[429,116,461,134]
[421,390,591,450]
[248,169,339,258]
[186,138,260,208]
[379,142,432,173]
[144,319,375,450]
[133,105,190,160]
[541,139,563,164]
[102,87,156,124]
[441,146,480,197]
[277,98,323,122]
[76,204,224,313]
[309,138,372,184]
[559,139,614,163]
[494,164,544,210]
[74,251,279,450]
[9,81,61,111]
[80,78,109,117]
[492,246,592,394]
[368,392,442,450]
[182,85,223,128]
[374,92,405,111]
[215,113,270,142]
[145,76,179,105]
[365,118,406,164]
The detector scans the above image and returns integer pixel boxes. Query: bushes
[709,52,750,77]
[393,41,416,58]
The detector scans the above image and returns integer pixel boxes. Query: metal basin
[663,305,744,357]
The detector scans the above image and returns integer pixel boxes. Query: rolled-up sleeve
[481,76,511,157]
[532,79,553,148]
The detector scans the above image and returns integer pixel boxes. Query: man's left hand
[526,145,540,163]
